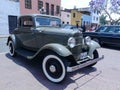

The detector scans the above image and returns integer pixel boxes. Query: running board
[67,55,104,72]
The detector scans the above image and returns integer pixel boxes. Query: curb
[0,35,9,38]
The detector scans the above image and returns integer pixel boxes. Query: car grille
[71,35,89,61]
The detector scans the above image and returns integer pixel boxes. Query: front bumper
[67,55,104,72]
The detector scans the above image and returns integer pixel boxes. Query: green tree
[100,15,107,25]
[89,0,120,25]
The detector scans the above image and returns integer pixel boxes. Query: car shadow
[6,53,99,90]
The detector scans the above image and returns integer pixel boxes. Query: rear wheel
[42,53,66,83]
[8,40,16,57]
[87,50,99,67]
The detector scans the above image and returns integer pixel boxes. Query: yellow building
[71,9,82,26]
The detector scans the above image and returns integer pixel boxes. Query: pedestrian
[81,24,86,32]
[76,23,79,28]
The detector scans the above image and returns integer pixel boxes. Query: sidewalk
[0,34,9,38]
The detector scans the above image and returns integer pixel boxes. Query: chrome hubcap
[49,65,56,73]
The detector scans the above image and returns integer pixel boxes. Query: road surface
[0,47,120,90]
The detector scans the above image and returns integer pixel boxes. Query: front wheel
[87,50,99,67]
[8,40,16,57]
[42,54,66,83]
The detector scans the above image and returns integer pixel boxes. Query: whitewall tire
[8,41,16,57]
[42,54,66,83]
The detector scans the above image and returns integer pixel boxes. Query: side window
[115,26,120,33]
[21,16,33,28]
[106,26,115,33]
[96,26,108,32]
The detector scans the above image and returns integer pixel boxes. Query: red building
[20,0,61,16]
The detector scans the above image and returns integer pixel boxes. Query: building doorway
[8,15,17,34]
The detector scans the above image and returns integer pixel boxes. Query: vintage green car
[7,14,104,83]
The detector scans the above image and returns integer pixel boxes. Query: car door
[15,16,38,51]
[99,26,115,44]
[112,26,120,45]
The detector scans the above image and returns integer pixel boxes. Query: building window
[73,13,75,18]
[25,0,32,9]
[67,14,69,17]
[46,3,49,15]
[56,5,60,14]
[51,4,54,15]
[96,17,98,21]
[67,22,69,24]
[38,0,43,10]
[97,11,99,15]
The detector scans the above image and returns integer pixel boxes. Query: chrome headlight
[85,36,91,45]
[68,37,76,48]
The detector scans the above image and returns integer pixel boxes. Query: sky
[61,0,91,9]
[61,0,119,20]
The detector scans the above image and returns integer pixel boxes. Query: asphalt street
[0,43,120,90]
[0,38,8,53]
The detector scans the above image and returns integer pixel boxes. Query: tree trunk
[103,8,113,25]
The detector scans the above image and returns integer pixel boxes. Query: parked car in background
[83,25,120,46]
[7,14,103,83]
[62,25,83,31]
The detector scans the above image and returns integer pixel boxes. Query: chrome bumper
[67,55,104,72]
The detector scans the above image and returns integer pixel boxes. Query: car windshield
[35,16,61,27]
[96,26,108,32]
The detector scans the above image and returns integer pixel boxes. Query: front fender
[87,40,100,58]
[40,44,72,57]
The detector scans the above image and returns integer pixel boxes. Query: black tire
[8,40,16,57]
[87,50,99,67]
[42,53,66,83]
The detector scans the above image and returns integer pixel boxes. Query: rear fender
[7,35,21,49]
[7,35,16,46]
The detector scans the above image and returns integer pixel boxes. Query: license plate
[80,52,87,59]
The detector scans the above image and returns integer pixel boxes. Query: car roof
[101,25,120,27]
[20,14,60,19]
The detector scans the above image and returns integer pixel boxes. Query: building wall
[91,10,100,24]
[0,0,20,34]
[20,0,61,16]
[81,14,91,30]
[82,14,91,25]
[71,10,82,26]
[61,11,71,25]
[78,7,100,26]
